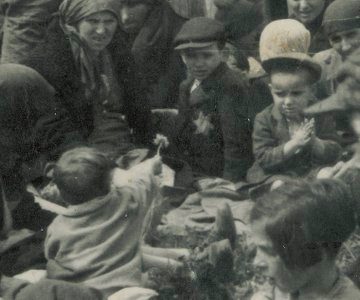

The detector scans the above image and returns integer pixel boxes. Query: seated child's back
[45,147,158,296]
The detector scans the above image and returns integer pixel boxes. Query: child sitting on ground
[250,179,360,300]
[45,147,160,297]
[247,20,341,187]
[44,146,237,298]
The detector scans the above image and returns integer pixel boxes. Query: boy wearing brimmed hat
[172,17,253,182]
[246,19,341,186]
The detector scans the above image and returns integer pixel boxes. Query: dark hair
[53,147,116,205]
[269,61,318,84]
[250,179,356,270]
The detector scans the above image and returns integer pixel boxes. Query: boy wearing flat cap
[172,17,253,182]
[247,19,341,186]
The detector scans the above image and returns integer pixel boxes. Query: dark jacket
[110,1,187,108]
[22,17,152,154]
[247,104,342,183]
[173,63,253,182]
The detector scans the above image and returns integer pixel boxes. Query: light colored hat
[259,19,321,82]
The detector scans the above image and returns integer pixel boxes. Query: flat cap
[323,0,360,36]
[174,17,225,50]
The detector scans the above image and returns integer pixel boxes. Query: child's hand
[291,123,312,147]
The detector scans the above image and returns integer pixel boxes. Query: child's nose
[299,0,310,10]
[121,7,131,24]
[95,23,106,35]
[254,252,268,272]
[284,96,293,106]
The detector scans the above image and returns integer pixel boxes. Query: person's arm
[2,278,105,300]
[310,115,342,164]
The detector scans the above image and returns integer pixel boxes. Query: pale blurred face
[251,219,317,294]
[181,44,224,81]
[270,70,313,119]
[350,111,360,138]
[119,2,150,34]
[77,11,118,53]
[328,28,360,60]
[287,0,326,24]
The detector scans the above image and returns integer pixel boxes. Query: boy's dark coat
[174,62,253,182]
[247,104,342,183]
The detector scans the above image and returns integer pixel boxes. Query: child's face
[251,219,317,294]
[270,70,313,119]
[329,28,360,60]
[350,111,360,138]
[181,44,224,81]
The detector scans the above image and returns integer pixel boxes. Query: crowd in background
[0,0,359,299]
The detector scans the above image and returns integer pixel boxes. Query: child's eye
[86,19,98,24]
[274,91,287,97]
[290,91,304,97]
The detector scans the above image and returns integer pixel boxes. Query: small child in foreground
[45,147,160,297]
[250,179,360,300]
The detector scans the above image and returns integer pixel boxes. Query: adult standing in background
[110,0,187,109]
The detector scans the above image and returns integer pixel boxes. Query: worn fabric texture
[172,62,253,182]
[45,168,158,297]
[247,104,342,184]
[2,278,105,300]
[0,0,62,64]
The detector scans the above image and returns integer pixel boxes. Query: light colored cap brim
[304,94,347,115]
[174,41,217,51]
[262,52,322,83]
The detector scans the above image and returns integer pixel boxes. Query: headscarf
[59,0,121,101]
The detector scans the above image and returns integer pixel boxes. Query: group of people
[0,0,360,299]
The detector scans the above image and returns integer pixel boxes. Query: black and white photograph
[0,0,359,299]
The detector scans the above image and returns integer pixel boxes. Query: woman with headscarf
[24,0,152,160]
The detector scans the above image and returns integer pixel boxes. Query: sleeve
[311,115,342,164]
[3,278,105,300]
[114,159,160,212]
[252,112,289,172]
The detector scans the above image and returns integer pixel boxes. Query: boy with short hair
[45,147,160,297]
[250,179,360,299]
[172,17,253,182]
[247,20,341,185]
